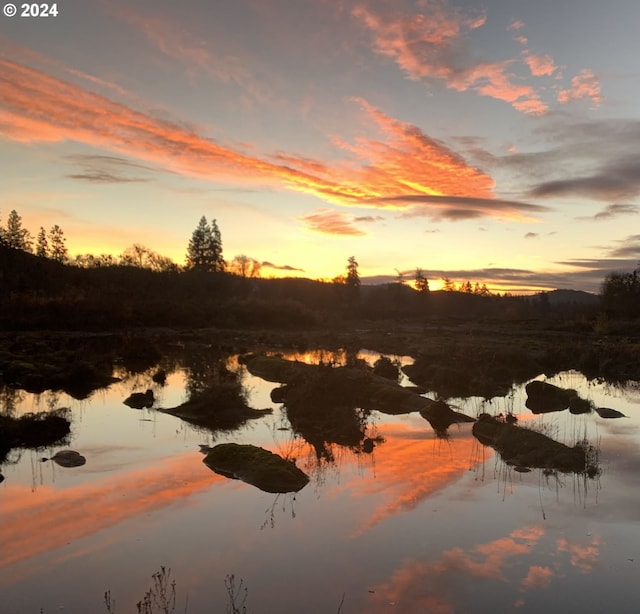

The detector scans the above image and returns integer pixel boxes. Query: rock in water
[43,450,86,468]
[595,407,627,419]
[124,389,154,409]
[203,443,309,493]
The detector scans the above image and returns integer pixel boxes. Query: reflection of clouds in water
[367,524,547,613]
[0,453,221,573]
[367,526,602,612]
[557,536,601,572]
[335,423,483,536]
[521,565,554,589]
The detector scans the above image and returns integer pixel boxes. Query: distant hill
[536,289,600,305]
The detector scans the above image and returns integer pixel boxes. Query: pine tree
[49,225,68,262]
[5,210,32,252]
[415,268,430,293]
[210,218,225,272]
[345,256,360,306]
[346,256,360,289]
[36,227,49,258]
[186,216,225,272]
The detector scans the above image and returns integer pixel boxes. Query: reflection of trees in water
[260,492,299,530]
[182,347,238,398]
[0,387,26,417]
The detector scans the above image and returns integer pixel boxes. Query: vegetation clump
[203,443,309,493]
[160,383,271,431]
[0,409,71,463]
[472,414,599,476]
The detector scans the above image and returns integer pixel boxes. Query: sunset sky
[1,0,639,292]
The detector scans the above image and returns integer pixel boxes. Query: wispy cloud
[366,524,548,613]
[578,204,640,221]
[522,52,557,77]
[558,69,602,107]
[2,60,518,221]
[300,209,367,236]
[525,232,539,239]
[262,261,305,272]
[109,4,274,107]
[64,154,158,183]
[608,234,640,259]
[391,194,549,222]
[352,2,547,115]
[530,160,640,201]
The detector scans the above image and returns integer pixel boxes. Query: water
[1,349,639,613]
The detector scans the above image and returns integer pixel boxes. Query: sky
[1,0,639,293]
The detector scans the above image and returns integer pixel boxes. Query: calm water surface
[1,349,639,613]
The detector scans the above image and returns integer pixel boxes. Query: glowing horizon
[1,0,639,294]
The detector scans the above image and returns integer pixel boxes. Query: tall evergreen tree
[210,218,225,272]
[5,210,32,252]
[415,268,430,293]
[186,216,225,272]
[346,256,360,289]
[345,256,360,306]
[49,225,68,262]
[36,227,49,258]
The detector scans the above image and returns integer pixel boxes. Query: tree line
[1,208,638,322]
[0,210,253,276]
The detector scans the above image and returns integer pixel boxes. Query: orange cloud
[352,3,547,114]
[366,523,546,613]
[338,423,485,535]
[300,209,367,236]
[0,454,223,575]
[558,69,602,106]
[556,535,601,572]
[521,565,554,590]
[1,58,509,221]
[523,52,558,77]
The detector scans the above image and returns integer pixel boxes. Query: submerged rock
[152,369,167,385]
[472,414,596,475]
[203,443,309,493]
[525,380,577,414]
[42,449,86,468]
[419,400,476,438]
[595,406,627,419]
[124,389,154,409]
[568,396,593,415]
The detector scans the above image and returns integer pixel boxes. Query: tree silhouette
[442,277,456,292]
[5,210,32,252]
[36,227,49,258]
[120,244,177,272]
[346,256,360,289]
[230,254,261,278]
[49,225,68,263]
[186,216,225,272]
[601,266,640,317]
[414,268,430,293]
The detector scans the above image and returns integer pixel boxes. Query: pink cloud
[556,536,601,572]
[523,52,558,77]
[366,524,547,613]
[300,209,367,236]
[109,4,274,107]
[521,565,554,590]
[352,2,547,114]
[1,58,523,222]
[558,69,602,106]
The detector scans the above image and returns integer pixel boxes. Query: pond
[1,347,639,613]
